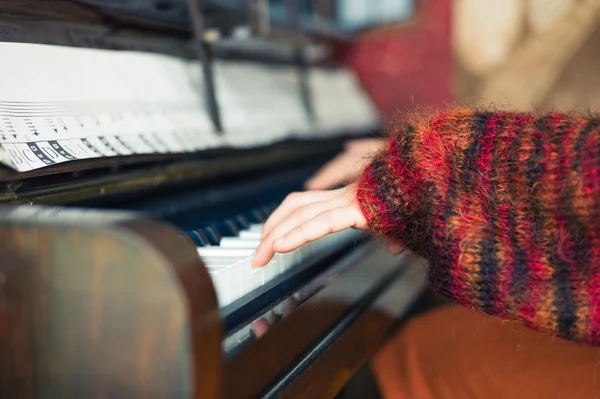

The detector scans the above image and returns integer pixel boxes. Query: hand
[305,138,384,190]
[251,183,406,267]
[252,184,368,267]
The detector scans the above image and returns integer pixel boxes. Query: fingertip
[251,248,268,268]
[252,257,269,268]
[253,240,281,267]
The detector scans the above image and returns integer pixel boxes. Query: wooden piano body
[0,1,430,398]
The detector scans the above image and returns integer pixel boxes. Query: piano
[0,1,428,398]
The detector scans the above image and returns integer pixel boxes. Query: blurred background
[341,0,600,117]
[73,0,600,118]
[453,0,600,112]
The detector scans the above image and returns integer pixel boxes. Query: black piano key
[203,226,222,245]
[215,219,240,237]
[255,209,269,222]
[186,230,208,247]
[193,229,210,247]
[246,209,265,223]
[235,215,250,229]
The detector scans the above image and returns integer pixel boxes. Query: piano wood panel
[0,138,344,204]
[223,245,426,399]
[278,261,427,399]
[0,208,222,399]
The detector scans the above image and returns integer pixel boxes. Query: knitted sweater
[356,109,600,345]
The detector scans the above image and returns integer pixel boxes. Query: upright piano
[0,1,427,398]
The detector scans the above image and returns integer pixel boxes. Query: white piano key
[203,256,250,263]
[239,260,254,295]
[219,238,260,248]
[198,247,254,257]
[209,268,230,306]
[249,224,263,232]
[205,262,240,267]
[264,258,279,282]
[251,267,265,289]
[239,230,261,239]
[228,263,243,304]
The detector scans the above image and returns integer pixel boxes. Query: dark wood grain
[0,206,221,399]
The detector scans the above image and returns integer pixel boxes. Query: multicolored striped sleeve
[356,109,600,345]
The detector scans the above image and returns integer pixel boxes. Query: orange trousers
[371,306,600,399]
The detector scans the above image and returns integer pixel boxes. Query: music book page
[0,42,379,172]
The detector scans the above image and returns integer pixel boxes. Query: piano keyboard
[186,205,359,308]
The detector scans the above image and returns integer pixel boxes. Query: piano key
[246,209,266,223]
[251,267,265,289]
[248,224,263,232]
[203,226,222,245]
[209,268,230,306]
[239,261,255,294]
[203,256,250,263]
[228,265,243,303]
[198,247,255,257]
[214,220,240,237]
[194,229,211,246]
[198,218,361,308]
[186,230,209,247]
[235,215,251,229]
[204,261,243,268]
[219,238,260,248]
[238,230,261,239]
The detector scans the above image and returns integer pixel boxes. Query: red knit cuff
[356,164,392,237]
[356,136,433,257]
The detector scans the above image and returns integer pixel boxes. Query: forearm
[357,109,600,344]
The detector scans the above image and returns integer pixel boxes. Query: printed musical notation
[0,42,379,173]
[0,102,219,171]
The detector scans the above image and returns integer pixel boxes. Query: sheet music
[0,42,379,173]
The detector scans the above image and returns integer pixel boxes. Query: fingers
[253,183,366,268]
[305,138,385,190]
[262,195,351,246]
[253,200,366,268]
[261,190,339,239]
[305,154,355,190]
[271,205,363,253]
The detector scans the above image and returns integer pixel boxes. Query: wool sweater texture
[356,109,600,345]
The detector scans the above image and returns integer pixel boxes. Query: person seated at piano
[253,109,600,399]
